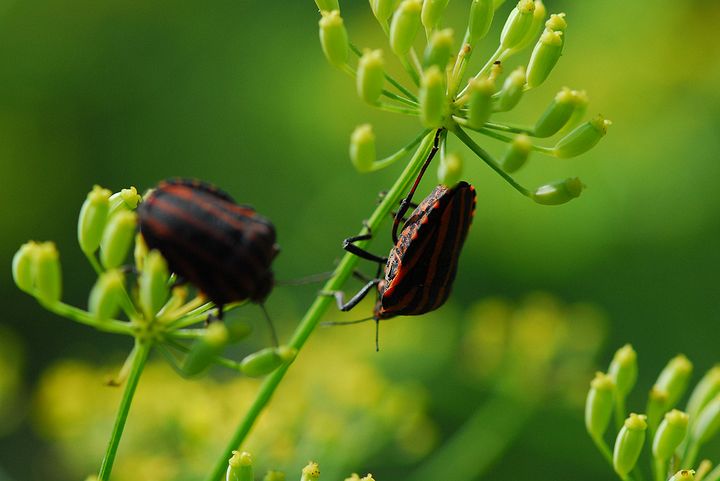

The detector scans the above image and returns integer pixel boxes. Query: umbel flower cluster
[586,345,720,481]
[317,0,610,203]
[225,454,377,481]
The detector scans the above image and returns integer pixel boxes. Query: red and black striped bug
[138,178,280,342]
[327,130,477,348]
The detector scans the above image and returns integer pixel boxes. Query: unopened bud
[510,1,547,53]
[613,413,647,477]
[499,0,536,51]
[533,87,576,137]
[419,65,447,128]
[88,269,125,320]
[496,66,525,112]
[553,115,611,158]
[78,185,112,254]
[182,323,229,376]
[240,346,297,378]
[357,50,385,104]
[466,77,495,129]
[526,29,563,88]
[670,471,696,481]
[350,124,377,173]
[301,462,320,481]
[390,0,422,56]
[227,451,253,481]
[371,0,401,24]
[532,177,583,205]
[138,250,169,320]
[100,210,137,269]
[501,134,532,173]
[33,242,62,303]
[133,232,148,272]
[424,29,454,71]
[545,12,567,32]
[315,0,339,12]
[654,354,693,410]
[319,11,349,67]
[693,394,720,444]
[608,344,638,398]
[647,387,670,433]
[653,410,689,461]
[585,372,615,439]
[12,242,38,294]
[263,471,286,481]
[108,187,141,216]
[421,0,450,33]
[686,366,720,423]
[466,0,494,45]
[437,152,463,187]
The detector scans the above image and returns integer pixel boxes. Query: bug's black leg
[321,278,381,312]
[375,319,380,352]
[205,304,224,325]
[342,234,387,265]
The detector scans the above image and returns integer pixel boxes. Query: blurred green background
[1,0,720,480]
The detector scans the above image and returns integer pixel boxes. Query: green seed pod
[501,134,532,173]
[315,0,339,12]
[647,387,670,433]
[138,250,170,320]
[692,394,720,444]
[585,372,616,439]
[227,451,253,481]
[654,354,694,410]
[466,77,495,129]
[686,365,720,424]
[496,66,526,112]
[301,462,320,481]
[532,177,583,205]
[510,1,547,53]
[357,49,385,104]
[350,124,377,173]
[545,12,567,32]
[613,413,648,477]
[133,232,148,272]
[182,323,229,376]
[653,410,689,461]
[225,318,254,343]
[240,346,297,378]
[437,152,463,187]
[360,476,376,481]
[526,29,563,88]
[421,0,450,33]
[670,471,696,481]
[88,269,125,320]
[557,89,588,135]
[608,344,638,398]
[499,0,536,51]
[345,475,361,481]
[78,185,112,254]
[533,87,576,137]
[319,10,349,67]
[108,187,141,216]
[390,0,422,57]
[100,210,137,269]
[419,65,447,128]
[33,242,62,304]
[424,28,454,71]
[553,115,611,158]
[12,242,38,294]
[466,0,494,45]
[263,471,286,481]
[371,0,401,24]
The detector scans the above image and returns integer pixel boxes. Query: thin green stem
[703,463,720,481]
[450,125,532,198]
[448,37,472,98]
[83,249,139,320]
[83,250,103,275]
[591,433,614,467]
[368,129,431,172]
[483,121,535,136]
[477,127,555,154]
[349,43,418,102]
[400,55,421,86]
[375,102,420,116]
[615,396,627,432]
[457,46,506,98]
[204,131,438,481]
[39,299,134,335]
[655,458,668,481]
[682,441,701,470]
[97,340,152,481]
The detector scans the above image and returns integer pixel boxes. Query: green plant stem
[457,46,506,98]
[97,339,152,481]
[39,299,134,335]
[400,55,421,86]
[204,130,438,481]
[368,129,431,172]
[654,458,668,481]
[682,441,700,470]
[483,121,535,136]
[591,433,614,466]
[703,463,720,481]
[614,396,627,432]
[450,125,532,198]
[477,127,555,154]
[406,392,535,481]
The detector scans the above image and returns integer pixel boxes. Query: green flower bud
[424,28,454,71]
[350,124,377,173]
[182,323,229,376]
[78,185,112,254]
[319,11,349,67]
[419,65,447,128]
[345,475,361,481]
[533,87,576,137]
[496,66,526,112]
[670,471,696,481]
[301,462,320,481]
[585,372,616,439]
[33,242,62,303]
[88,269,125,320]
[653,410,689,461]
[227,451,253,481]
[501,134,532,173]
[133,232,148,272]
[608,344,638,398]
[557,89,588,135]
[108,187,141,216]
[371,0,401,24]
[693,394,720,444]
[100,210,137,269]
[263,471,286,481]
[360,476,376,481]
[12,242,38,294]
[526,29,563,88]
[493,0,507,8]
[552,115,611,158]
[466,0,494,45]
[390,0,422,57]
[686,365,720,423]
[545,12,567,32]
[421,0,449,33]
[510,1,547,53]
[240,346,297,378]
[138,250,169,320]
[613,413,648,477]
[499,0,536,51]
[315,0,339,12]
[532,177,583,205]
[437,152,463,187]
[466,77,495,129]
[357,50,385,104]
[647,387,670,433]
[654,354,693,410]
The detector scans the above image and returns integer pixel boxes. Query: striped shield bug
[327,130,477,348]
[138,178,279,340]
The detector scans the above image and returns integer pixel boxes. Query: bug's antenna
[275,271,335,286]
[375,319,380,352]
[321,316,375,326]
[259,303,279,347]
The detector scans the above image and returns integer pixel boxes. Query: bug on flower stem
[326,130,477,349]
[137,178,280,343]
